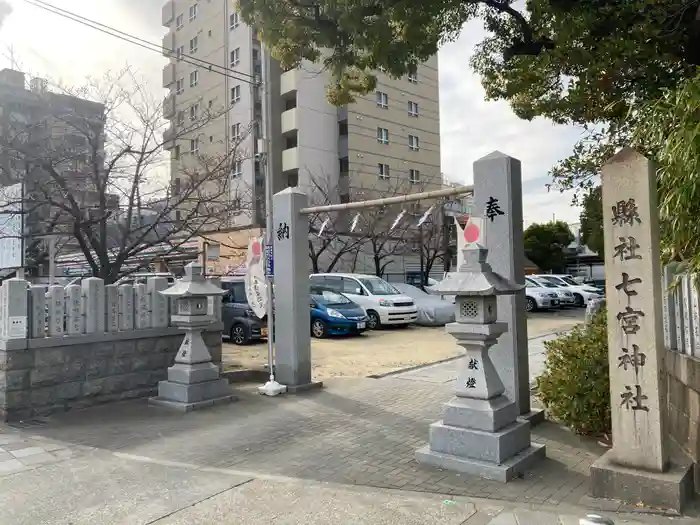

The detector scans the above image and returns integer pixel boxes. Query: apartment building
[161,0,441,229]
[0,68,114,267]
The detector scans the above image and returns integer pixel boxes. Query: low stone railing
[0,276,223,421]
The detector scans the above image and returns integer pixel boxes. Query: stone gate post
[272,187,320,392]
[473,151,535,420]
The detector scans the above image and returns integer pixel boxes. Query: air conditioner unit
[30,77,48,94]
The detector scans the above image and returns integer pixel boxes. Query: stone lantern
[415,245,545,481]
[149,262,235,411]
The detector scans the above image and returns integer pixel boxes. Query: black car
[220,277,268,345]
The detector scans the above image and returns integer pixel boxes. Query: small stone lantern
[149,262,236,411]
[415,245,545,481]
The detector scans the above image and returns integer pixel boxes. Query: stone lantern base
[415,341,546,482]
[149,328,236,412]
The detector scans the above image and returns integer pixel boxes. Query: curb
[370,329,575,381]
[367,354,463,379]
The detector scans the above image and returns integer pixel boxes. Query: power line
[23,0,258,85]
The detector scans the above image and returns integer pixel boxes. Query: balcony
[282,147,298,173]
[163,94,176,119]
[281,108,298,135]
[280,68,299,97]
[162,33,174,57]
[163,127,175,150]
[162,1,174,26]
[162,63,175,88]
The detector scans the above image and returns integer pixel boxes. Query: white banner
[244,237,268,318]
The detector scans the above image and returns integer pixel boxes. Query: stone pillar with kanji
[589,148,693,513]
[415,244,546,482]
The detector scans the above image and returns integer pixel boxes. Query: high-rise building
[161,1,442,228]
[0,68,115,268]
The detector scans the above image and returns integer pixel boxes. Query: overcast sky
[0,0,583,226]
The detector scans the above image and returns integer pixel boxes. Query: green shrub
[535,309,611,436]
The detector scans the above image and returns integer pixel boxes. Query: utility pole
[257,43,286,396]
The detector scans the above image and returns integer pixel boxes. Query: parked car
[532,274,604,307]
[391,283,455,326]
[220,277,267,345]
[309,273,418,329]
[525,277,576,307]
[404,272,440,288]
[309,290,368,338]
[524,280,559,312]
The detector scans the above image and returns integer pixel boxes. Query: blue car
[310,290,369,338]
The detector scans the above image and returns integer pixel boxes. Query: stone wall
[0,326,222,421]
[665,349,700,493]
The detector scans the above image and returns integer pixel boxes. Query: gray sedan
[391,283,455,326]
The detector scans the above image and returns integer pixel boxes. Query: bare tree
[351,176,430,277]
[305,171,367,273]
[0,67,252,282]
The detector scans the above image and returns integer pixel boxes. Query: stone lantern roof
[428,245,523,296]
[160,262,225,297]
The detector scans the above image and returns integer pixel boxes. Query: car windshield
[313,291,351,305]
[358,277,399,295]
[561,276,580,286]
[525,279,541,287]
[539,276,562,286]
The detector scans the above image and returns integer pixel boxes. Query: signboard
[244,237,268,318]
[0,183,23,270]
[265,244,273,277]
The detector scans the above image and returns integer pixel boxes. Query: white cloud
[0,3,582,227]
[438,20,583,227]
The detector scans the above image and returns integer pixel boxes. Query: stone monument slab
[590,148,692,512]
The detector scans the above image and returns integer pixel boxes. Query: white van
[309,273,418,329]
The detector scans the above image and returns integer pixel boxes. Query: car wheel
[230,324,249,345]
[573,293,584,307]
[526,297,536,312]
[311,319,327,338]
[367,310,381,330]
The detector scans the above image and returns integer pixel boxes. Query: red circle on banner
[464,224,480,244]
[252,240,262,257]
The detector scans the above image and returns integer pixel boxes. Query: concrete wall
[0,326,222,421]
[665,350,700,493]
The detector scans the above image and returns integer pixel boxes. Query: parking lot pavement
[222,308,585,381]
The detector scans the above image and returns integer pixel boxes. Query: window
[231,123,241,140]
[407,64,418,83]
[189,36,198,53]
[176,14,184,29]
[408,101,418,117]
[378,163,390,180]
[230,12,239,29]
[376,91,388,108]
[173,145,180,160]
[409,169,420,184]
[176,46,184,61]
[177,110,185,126]
[189,70,198,87]
[230,48,240,67]
[230,85,241,105]
[176,210,182,221]
[190,138,199,154]
[231,160,242,178]
[408,134,420,151]
[176,78,184,94]
[173,178,181,194]
[208,30,212,37]
[377,127,389,144]
[190,103,199,121]
[189,3,198,21]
